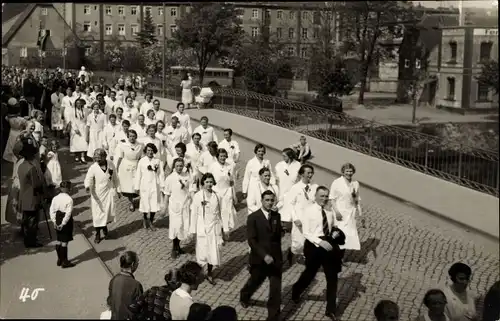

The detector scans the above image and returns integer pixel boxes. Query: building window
[236,8,244,19]
[287,46,295,56]
[41,8,48,16]
[170,7,177,17]
[301,28,308,39]
[131,6,138,15]
[288,28,295,39]
[20,47,28,58]
[479,41,492,61]
[118,6,124,15]
[94,5,97,11]
[118,24,125,36]
[447,77,455,100]
[95,21,98,26]
[313,28,319,39]
[251,27,259,38]
[277,10,283,19]
[302,11,309,20]
[158,7,163,15]
[157,24,163,36]
[449,41,457,62]
[145,7,152,16]
[252,9,259,19]
[265,9,271,21]
[84,47,92,57]
[276,27,282,39]
[105,6,112,15]
[477,83,489,101]
[170,25,177,35]
[415,59,421,69]
[289,11,295,20]
[131,24,139,36]
[404,59,410,68]
[105,24,112,35]
[83,21,91,32]
[300,47,308,58]
[84,5,91,15]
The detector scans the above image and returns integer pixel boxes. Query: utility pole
[162,2,166,97]
[63,4,66,70]
[99,4,105,70]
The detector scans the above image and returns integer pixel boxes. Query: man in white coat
[84,149,120,244]
[193,116,217,148]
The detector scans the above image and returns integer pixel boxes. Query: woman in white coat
[100,114,121,164]
[197,141,218,176]
[190,173,222,285]
[242,144,275,198]
[247,167,279,215]
[84,149,120,244]
[172,102,192,139]
[329,163,364,262]
[275,147,301,229]
[164,157,196,258]
[68,99,88,163]
[87,102,108,160]
[284,164,317,265]
[134,143,165,230]
[116,129,143,212]
[141,124,164,162]
[209,148,237,242]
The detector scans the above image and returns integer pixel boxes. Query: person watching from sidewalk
[374,300,400,321]
[170,261,204,320]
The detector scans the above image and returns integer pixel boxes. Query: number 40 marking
[19,287,45,302]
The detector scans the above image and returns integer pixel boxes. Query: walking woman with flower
[190,173,223,285]
[134,143,165,230]
[87,102,107,161]
[164,157,196,258]
[68,98,88,163]
[116,129,143,212]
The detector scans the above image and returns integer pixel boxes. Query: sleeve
[115,143,124,160]
[247,215,268,260]
[84,166,94,189]
[186,116,192,136]
[112,163,121,193]
[198,154,207,175]
[163,176,172,196]
[266,160,276,185]
[285,187,298,221]
[301,207,322,247]
[134,159,143,191]
[329,180,341,201]
[234,142,241,163]
[49,197,57,223]
[246,185,259,214]
[159,161,165,190]
[50,94,58,106]
[242,161,251,194]
[212,130,218,144]
[61,197,74,226]
[86,115,91,127]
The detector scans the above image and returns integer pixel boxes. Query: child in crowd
[291,136,312,164]
[45,139,62,190]
[39,136,49,173]
[49,181,75,269]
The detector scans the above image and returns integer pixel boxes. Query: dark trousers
[22,210,40,246]
[292,240,339,314]
[241,263,282,320]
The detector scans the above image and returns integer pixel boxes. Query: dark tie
[322,208,329,237]
[305,184,310,192]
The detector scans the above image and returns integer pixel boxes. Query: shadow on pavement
[228,225,247,243]
[72,246,126,264]
[215,253,248,282]
[345,238,380,265]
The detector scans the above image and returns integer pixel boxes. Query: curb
[76,224,114,278]
[156,97,499,242]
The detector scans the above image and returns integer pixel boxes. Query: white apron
[164,171,194,240]
[84,161,117,227]
[87,112,107,158]
[210,162,237,232]
[329,177,361,251]
[134,156,164,213]
[286,182,317,255]
[69,109,89,153]
[116,141,143,194]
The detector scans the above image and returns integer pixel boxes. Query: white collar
[174,288,192,299]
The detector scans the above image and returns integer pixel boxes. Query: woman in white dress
[285,164,317,265]
[242,144,275,199]
[50,86,65,137]
[134,143,165,230]
[155,120,169,167]
[197,141,218,177]
[164,157,196,258]
[152,99,167,124]
[115,119,131,146]
[141,124,164,162]
[87,102,108,160]
[186,133,205,187]
[115,107,124,126]
[247,167,279,215]
[329,163,363,262]
[275,147,301,229]
[145,109,156,126]
[3,107,27,163]
[180,74,193,108]
[166,142,193,175]
[116,129,143,212]
[131,114,148,143]
[100,114,121,163]
[84,149,120,244]
[68,99,88,163]
[172,102,192,138]
[122,96,139,124]
[44,139,62,188]
[82,86,95,108]
[190,173,222,285]
[209,148,236,242]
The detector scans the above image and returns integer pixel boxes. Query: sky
[413,0,498,8]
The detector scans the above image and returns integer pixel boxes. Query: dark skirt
[56,216,74,243]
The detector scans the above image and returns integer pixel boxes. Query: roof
[1,3,31,22]
[2,3,81,47]
[2,13,22,38]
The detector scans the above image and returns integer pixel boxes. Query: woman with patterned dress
[116,129,143,212]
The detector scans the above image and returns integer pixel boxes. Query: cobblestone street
[53,111,499,321]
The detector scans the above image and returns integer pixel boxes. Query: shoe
[240,300,250,308]
[177,248,185,255]
[60,247,75,269]
[291,292,301,304]
[171,249,179,259]
[94,234,101,244]
[206,275,216,285]
[142,218,149,229]
[129,204,135,212]
[325,312,338,320]
[148,219,156,231]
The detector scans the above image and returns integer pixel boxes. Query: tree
[173,3,244,85]
[136,10,157,48]
[312,56,355,99]
[335,1,416,105]
[103,36,125,71]
[141,40,197,78]
[476,60,499,94]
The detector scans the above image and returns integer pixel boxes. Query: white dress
[247,181,279,215]
[44,151,62,187]
[186,142,205,178]
[190,190,223,266]
[153,109,167,124]
[329,177,361,250]
[134,156,164,213]
[51,92,65,130]
[164,171,195,240]
[131,123,148,143]
[197,151,217,176]
[275,160,301,220]
[69,108,89,153]
[209,161,236,232]
[141,136,164,162]
[2,116,26,163]
[116,141,143,194]
[218,139,241,165]
[193,125,218,147]
[172,111,192,137]
[286,181,317,255]
[122,106,139,124]
[181,79,193,105]
[242,156,275,195]
[86,112,107,158]
[100,123,121,161]
[84,161,118,227]
[139,101,154,116]
[164,125,189,156]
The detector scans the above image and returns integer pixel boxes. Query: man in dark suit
[240,190,283,321]
[17,138,46,248]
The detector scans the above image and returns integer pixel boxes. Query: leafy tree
[103,36,125,71]
[335,1,416,105]
[476,59,499,94]
[141,40,197,78]
[136,9,158,48]
[173,3,244,85]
